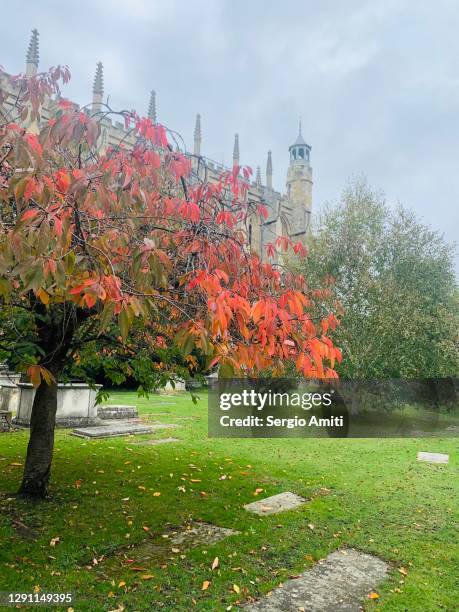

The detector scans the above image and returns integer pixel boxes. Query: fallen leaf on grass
[118,580,126,588]
[398,567,408,576]
[49,536,60,547]
[211,557,219,570]
[190,479,201,483]
[141,574,154,580]
[233,584,240,594]
[142,526,150,532]
[153,492,161,497]
[253,488,264,496]
[307,523,315,530]
[368,592,380,599]
[202,580,211,591]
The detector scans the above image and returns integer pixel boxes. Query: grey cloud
[2,0,458,268]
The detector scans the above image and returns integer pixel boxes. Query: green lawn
[1,390,458,611]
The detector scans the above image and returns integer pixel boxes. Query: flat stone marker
[417,451,449,464]
[169,522,239,547]
[149,423,179,430]
[131,437,179,446]
[245,548,389,611]
[244,492,306,515]
[97,405,138,420]
[72,423,153,438]
[97,522,238,573]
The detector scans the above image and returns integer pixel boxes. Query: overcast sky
[2,0,458,270]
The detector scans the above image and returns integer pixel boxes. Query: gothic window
[298,148,304,159]
[292,149,296,160]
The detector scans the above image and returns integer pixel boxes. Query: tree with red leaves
[0,65,340,498]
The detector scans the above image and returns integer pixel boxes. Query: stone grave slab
[244,492,306,515]
[417,451,449,464]
[245,548,389,611]
[131,437,179,446]
[97,405,138,420]
[72,423,153,438]
[169,522,239,547]
[150,423,179,430]
[98,522,239,573]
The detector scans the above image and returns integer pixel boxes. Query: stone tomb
[97,405,138,420]
[244,492,307,515]
[0,410,12,431]
[72,423,153,438]
[245,548,389,611]
[0,363,21,415]
[417,451,449,464]
[15,383,101,427]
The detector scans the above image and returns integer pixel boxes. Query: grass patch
[0,389,458,610]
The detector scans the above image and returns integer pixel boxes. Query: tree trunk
[18,373,59,499]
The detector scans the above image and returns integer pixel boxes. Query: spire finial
[256,166,262,187]
[193,113,202,155]
[93,62,104,96]
[233,133,240,166]
[266,150,273,189]
[148,90,157,123]
[298,115,303,137]
[26,29,39,76]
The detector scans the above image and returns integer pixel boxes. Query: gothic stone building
[1,30,313,260]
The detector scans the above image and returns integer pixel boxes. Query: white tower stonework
[285,120,313,236]
[92,62,104,114]
[193,113,202,156]
[25,29,39,77]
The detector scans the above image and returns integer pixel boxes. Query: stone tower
[286,119,312,236]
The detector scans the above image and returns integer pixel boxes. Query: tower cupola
[288,119,311,164]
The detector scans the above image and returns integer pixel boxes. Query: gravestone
[15,383,102,427]
[245,548,389,611]
[169,522,239,547]
[417,451,449,464]
[97,405,138,420]
[72,423,153,438]
[149,423,179,430]
[131,437,179,446]
[98,521,239,573]
[0,410,12,431]
[0,363,21,415]
[160,379,186,393]
[244,492,306,515]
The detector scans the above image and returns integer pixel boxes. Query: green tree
[291,178,459,378]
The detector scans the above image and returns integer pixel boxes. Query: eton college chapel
[0,30,313,260]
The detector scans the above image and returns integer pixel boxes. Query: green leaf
[118,309,130,343]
